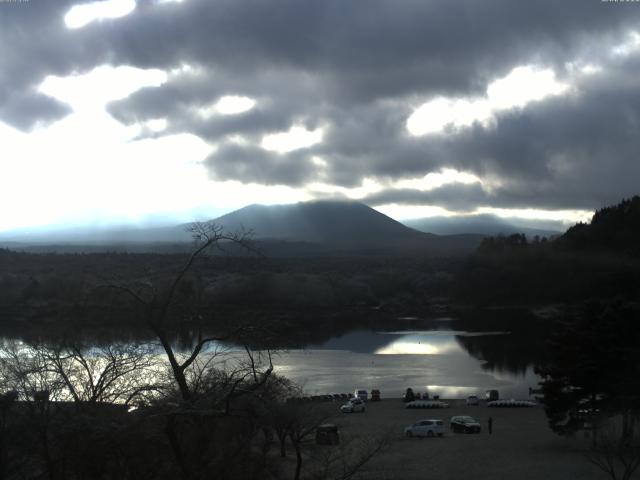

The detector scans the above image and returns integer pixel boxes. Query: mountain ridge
[0,200,484,256]
[404,214,562,238]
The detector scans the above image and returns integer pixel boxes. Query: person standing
[488,416,493,435]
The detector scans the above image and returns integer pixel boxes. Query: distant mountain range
[0,200,569,256]
[0,200,488,255]
[404,214,562,238]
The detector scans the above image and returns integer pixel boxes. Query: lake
[270,327,541,399]
[1,310,547,401]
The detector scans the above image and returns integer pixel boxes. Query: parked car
[354,389,368,402]
[404,419,445,438]
[450,416,482,433]
[486,389,500,401]
[466,395,480,406]
[370,389,381,401]
[316,424,339,445]
[402,388,416,402]
[341,398,366,413]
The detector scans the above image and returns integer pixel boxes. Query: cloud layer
[3,0,640,218]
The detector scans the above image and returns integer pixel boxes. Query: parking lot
[331,398,605,480]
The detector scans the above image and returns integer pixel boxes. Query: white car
[404,419,445,438]
[341,398,366,413]
[354,389,368,402]
[466,395,480,406]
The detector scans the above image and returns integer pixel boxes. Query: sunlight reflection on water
[271,330,539,398]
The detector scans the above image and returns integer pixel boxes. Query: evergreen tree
[536,301,640,438]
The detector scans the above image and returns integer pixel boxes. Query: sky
[2,0,640,233]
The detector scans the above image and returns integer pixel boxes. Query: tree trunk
[157,331,191,401]
[280,436,287,458]
[293,437,302,480]
[165,414,192,480]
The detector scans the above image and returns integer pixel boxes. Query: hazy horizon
[0,199,572,241]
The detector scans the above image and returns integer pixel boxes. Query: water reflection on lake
[271,329,540,399]
[1,314,546,400]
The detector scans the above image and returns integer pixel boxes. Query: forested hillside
[456,197,640,304]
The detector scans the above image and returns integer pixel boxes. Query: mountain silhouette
[0,200,484,255]
[209,200,482,254]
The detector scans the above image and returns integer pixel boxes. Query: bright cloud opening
[307,178,385,200]
[65,0,136,29]
[486,66,569,110]
[407,66,570,136]
[39,65,167,111]
[198,96,257,118]
[476,207,593,225]
[261,125,323,153]
[144,118,168,132]
[374,204,454,220]
[0,109,312,232]
[0,111,213,231]
[373,203,592,225]
[612,31,640,57]
[214,96,256,115]
[394,169,481,191]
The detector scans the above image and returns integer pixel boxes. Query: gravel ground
[328,399,609,480]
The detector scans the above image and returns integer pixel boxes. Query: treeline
[0,250,462,336]
[456,196,640,305]
[559,195,640,254]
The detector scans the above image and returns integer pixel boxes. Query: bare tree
[0,340,164,407]
[587,416,640,480]
[98,222,283,480]
[42,342,164,406]
[0,341,66,402]
[104,221,265,403]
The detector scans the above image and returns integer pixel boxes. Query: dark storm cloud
[355,73,640,212]
[361,181,610,213]
[3,0,640,210]
[204,143,317,186]
[364,183,491,212]
[108,65,327,141]
[0,88,71,131]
